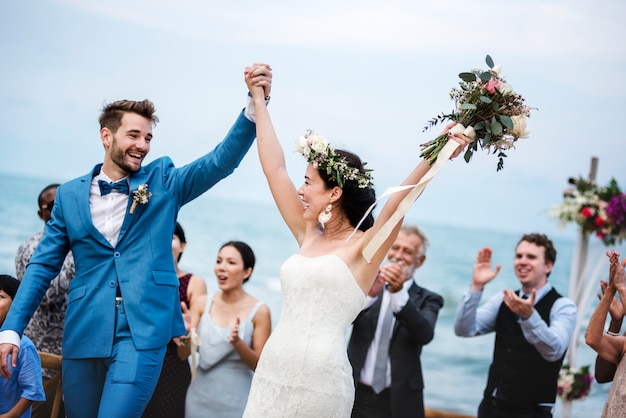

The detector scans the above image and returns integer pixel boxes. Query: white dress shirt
[359,279,412,389]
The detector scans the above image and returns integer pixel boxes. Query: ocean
[0,171,615,417]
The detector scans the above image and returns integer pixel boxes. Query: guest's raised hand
[471,247,501,291]
[503,288,535,319]
[599,280,624,321]
[608,251,626,292]
[229,317,241,345]
[380,260,406,293]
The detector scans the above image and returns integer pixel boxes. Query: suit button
[109,281,116,287]
[114,252,121,258]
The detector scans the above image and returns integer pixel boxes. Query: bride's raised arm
[358,128,469,270]
[244,65,306,243]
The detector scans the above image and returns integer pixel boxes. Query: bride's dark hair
[319,149,376,231]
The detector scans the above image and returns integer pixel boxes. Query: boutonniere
[130,184,152,214]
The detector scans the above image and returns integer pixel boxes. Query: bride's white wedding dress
[243,254,366,418]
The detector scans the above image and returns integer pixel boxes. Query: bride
[242,63,470,417]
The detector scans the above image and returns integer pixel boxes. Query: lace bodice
[243,254,366,417]
[601,352,626,417]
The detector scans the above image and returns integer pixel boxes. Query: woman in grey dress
[185,241,271,418]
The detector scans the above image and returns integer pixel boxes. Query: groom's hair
[99,99,159,133]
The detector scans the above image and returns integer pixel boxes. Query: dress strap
[204,292,214,315]
[353,139,458,263]
[247,300,264,321]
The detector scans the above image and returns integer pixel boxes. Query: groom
[0,64,272,418]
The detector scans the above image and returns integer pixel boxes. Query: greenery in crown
[295,130,374,189]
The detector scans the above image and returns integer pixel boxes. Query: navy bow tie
[98,179,129,196]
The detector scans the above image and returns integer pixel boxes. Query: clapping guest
[454,233,577,418]
[348,223,443,418]
[143,222,207,418]
[585,250,626,418]
[185,241,271,418]
[593,279,625,384]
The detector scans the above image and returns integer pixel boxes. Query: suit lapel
[391,282,422,337]
[79,164,113,248]
[370,294,384,333]
[117,168,147,244]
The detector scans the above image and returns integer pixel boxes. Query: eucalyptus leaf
[479,96,492,104]
[459,72,476,83]
[464,149,474,163]
[459,103,477,110]
[499,115,514,130]
[479,72,491,83]
[474,121,485,130]
[491,120,503,135]
[486,55,494,69]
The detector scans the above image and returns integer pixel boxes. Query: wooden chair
[38,351,63,418]
[425,408,476,418]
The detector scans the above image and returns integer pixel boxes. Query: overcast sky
[1,0,625,241]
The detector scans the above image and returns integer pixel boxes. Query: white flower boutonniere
[130,184,152,214]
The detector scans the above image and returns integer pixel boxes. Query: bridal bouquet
[550,176,626,245]
[557,364,593,401]
[421,55,533,171]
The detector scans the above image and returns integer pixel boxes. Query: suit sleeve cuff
[243,93,270,123]
[0,330,21,348]
[390,286,409,311]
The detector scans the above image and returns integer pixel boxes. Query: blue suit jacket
[2,111,255,359]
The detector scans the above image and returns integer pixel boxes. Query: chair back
[38,351,63,418]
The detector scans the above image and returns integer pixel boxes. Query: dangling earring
[318,203,332,224]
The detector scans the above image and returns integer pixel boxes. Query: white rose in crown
[296,135,309,158]
[310,135,329,154]
[510,115,530,139]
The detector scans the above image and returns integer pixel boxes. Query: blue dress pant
[62,300,167,418]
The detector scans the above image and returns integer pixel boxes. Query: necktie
[98,179,129,196]
[372,298,393,393]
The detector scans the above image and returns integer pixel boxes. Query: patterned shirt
[15,230,74,376]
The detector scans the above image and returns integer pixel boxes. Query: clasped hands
[244,63,272,101]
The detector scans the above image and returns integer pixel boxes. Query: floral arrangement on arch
[549,176,626,246]
[421,55,533,171]
[557,364,594,401]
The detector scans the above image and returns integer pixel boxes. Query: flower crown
[294,130,373,189]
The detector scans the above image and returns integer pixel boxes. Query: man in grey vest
[454,233,577,418]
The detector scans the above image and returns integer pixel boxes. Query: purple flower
[607,193,626,233]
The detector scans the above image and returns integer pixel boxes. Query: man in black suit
[348,223,443,418]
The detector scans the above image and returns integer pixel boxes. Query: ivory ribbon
[190,328,201,380]
[358,138,460,263]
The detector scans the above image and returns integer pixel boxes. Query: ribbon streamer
[360,138,459,263]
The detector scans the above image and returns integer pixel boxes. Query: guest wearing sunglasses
[15,183,75,418]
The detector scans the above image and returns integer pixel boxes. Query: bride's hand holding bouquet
[421,55,534,171]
